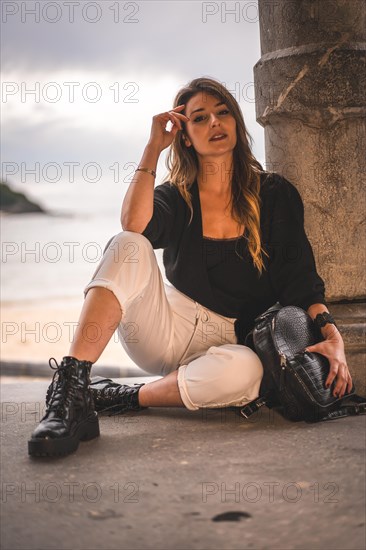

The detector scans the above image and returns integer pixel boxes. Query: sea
[1,180,166,305]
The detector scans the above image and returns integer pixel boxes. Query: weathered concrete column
[254,0,366,392]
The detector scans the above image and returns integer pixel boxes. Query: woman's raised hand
[147,104,190,152]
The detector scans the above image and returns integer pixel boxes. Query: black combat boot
[89,376,147,416]
[28,356,100,457]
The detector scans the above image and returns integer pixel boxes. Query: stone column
[254,0,366,392]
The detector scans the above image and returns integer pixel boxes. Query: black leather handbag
[240,303,366,423]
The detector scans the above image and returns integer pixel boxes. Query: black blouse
[141,171,327,343]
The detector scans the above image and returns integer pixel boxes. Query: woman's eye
[193,115,205,122]
[193,109,230,123]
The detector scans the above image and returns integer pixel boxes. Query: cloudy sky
[2,0,264,202]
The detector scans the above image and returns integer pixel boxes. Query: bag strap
[314,394,366,422]
[240,394,366,421]
[239,396,268,418]
[254,302,282,323]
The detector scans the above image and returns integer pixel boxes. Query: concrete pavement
[1,378,365,550]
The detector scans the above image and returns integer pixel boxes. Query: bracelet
[135,166,156,178]
[313,312,338,329]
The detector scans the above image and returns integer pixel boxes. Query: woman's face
[183,92,237,159]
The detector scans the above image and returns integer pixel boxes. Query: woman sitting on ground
[28,77,352,457]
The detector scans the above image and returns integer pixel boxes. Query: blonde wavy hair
[163,76,269,275]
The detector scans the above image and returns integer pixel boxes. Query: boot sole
[28,413,100,457]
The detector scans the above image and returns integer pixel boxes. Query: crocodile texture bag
[240,303,366,423]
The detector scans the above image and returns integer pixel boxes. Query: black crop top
[202,235,256,319]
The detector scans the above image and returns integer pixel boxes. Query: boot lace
[45,358,76,417]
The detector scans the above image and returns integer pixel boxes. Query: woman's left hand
[304,333,353,398]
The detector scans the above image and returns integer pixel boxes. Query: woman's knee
[84,230,157,309]
[178,344,264,410]
[208,343,263,393]
[103,230,154,259]
[211,342,263,373]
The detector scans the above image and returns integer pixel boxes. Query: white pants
[83,231,264,411]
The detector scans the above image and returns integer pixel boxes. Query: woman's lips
[209,134,227,141]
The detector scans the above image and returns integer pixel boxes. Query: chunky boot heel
[79,413,100,441]
[90,376,147,416]
[28,356,100,457]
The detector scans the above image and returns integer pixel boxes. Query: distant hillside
[0,182,46,214]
